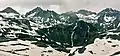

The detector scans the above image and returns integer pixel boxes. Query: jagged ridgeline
[0,7,120,48]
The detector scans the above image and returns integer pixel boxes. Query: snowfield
[73,38,120,56]
[0,39,68,56]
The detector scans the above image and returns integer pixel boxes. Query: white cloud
[49,5,60,13]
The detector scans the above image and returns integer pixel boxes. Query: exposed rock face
[72,21,90,46]
[36,20,97,47]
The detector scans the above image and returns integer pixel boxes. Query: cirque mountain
[24,7,99,47]
[0,7,120,48]
[0,7,120,56]
[24,7,120,48]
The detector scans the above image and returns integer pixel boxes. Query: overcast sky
[0,0,120,14]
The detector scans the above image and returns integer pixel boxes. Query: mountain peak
[102,8,118,12]
[0,7,20,14]
[62,11,75,14]
[77,9,96,16]
[97,8,120,23]
[33,7,43,11]
[104,8,113,11]
[25,7,43,17]
[100,8,120,13]
[98,8,120,16]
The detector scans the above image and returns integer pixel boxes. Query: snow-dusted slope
[73,38,120,56]
[76,10,97,23]
[60,10,97,24]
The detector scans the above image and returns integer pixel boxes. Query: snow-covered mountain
[1,7,120,45]
[0,7,120,56]
[0,7,119,46]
